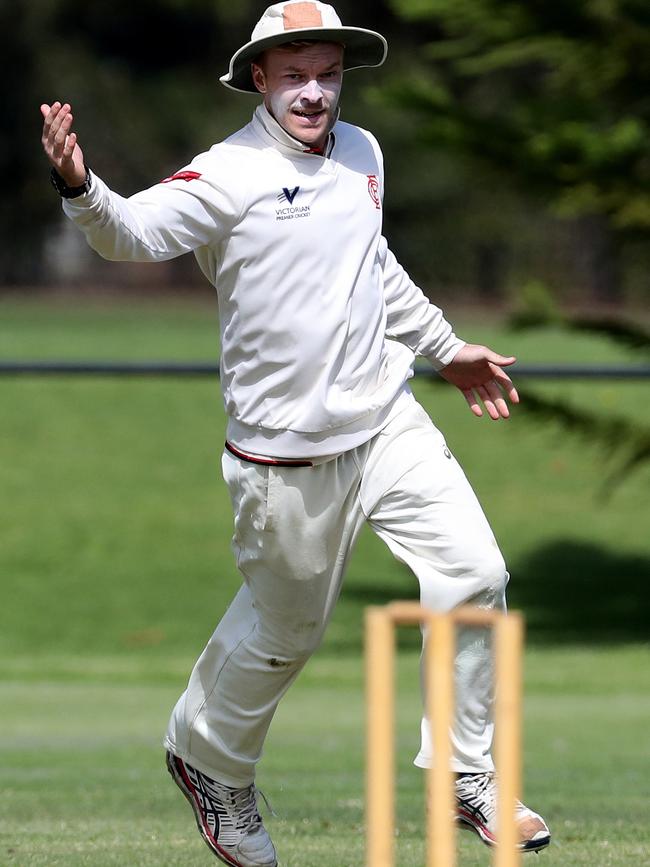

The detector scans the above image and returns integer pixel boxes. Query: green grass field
[1,295,649,865]
[2,651,649,866]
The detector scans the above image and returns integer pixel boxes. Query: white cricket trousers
[165,393,508,787]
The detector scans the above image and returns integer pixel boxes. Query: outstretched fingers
[462,388,484,418]
[441,344,519,420]
[491,362,519,405]
[462,378,515,421]
[61,129,77,161]
[49,104,74,161]
[40,101,86,186]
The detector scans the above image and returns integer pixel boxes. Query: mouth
[292,108,326,123]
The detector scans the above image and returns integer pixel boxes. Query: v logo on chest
[278,186,300,204]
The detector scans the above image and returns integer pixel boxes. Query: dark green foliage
[6,0,650,298]
[513,313,650,352]
[510,278,650,350]
[387,0,650,231]
[4,0,405,283]
[516,384,650,497]
[507,287,650,492]
[566,317,650,352]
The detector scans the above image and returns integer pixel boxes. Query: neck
[258,103,337,155]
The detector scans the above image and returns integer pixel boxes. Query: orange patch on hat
[283,2,323,30]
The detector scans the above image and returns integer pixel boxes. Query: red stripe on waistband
[225,441,313,468]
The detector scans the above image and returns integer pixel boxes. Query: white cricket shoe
[166,751,277,867]
[455,772,551,852]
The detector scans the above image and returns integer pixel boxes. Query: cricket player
[41,2,551,864]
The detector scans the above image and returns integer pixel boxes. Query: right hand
[439,343,519,420]
[40,102,86,186]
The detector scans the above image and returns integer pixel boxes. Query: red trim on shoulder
[160,170,202,184]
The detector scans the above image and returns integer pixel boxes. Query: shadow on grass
[509,539,650,644]
[344,540,650,646]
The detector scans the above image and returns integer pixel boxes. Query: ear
[251,63,266,94]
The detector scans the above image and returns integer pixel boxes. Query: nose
[301,79,324,103]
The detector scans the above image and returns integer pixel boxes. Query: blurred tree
[3,0,260,284]
[1,2,53,283]
[3,0,404,285]
[514,315,650,496]
[385,0,650,301]
[5,0,649,299]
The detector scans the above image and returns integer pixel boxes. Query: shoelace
[457,772,497,822]
[231,786,262,833]
[202,778,262,833]
[457,774,530,819]
[205,779,278,834]
[256,787,277,819]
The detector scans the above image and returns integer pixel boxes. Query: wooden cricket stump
[365,602,524,867]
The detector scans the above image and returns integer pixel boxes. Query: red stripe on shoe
[172,756,244,867]
[457,808,497,843]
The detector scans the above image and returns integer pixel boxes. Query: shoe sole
[166,751,245,867]
[457,812,551,853]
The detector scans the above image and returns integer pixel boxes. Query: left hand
[439,343,519,420]
[40,102,86,186]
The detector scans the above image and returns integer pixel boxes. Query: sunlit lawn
[1,295,648,864]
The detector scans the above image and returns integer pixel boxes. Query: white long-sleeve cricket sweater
[63,104,465,458]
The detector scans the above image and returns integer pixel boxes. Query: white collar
[255,103,337,157]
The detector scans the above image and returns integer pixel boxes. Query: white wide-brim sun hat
[220,0,388,94]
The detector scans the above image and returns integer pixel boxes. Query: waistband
[225,441,313,468]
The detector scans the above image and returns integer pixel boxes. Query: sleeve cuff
[425,338,466,370]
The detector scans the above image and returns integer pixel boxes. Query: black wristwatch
[50,165,92,199]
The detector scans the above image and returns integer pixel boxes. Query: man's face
[252,42,343,150]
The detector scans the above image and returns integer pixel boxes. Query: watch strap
[50,165,92,199]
